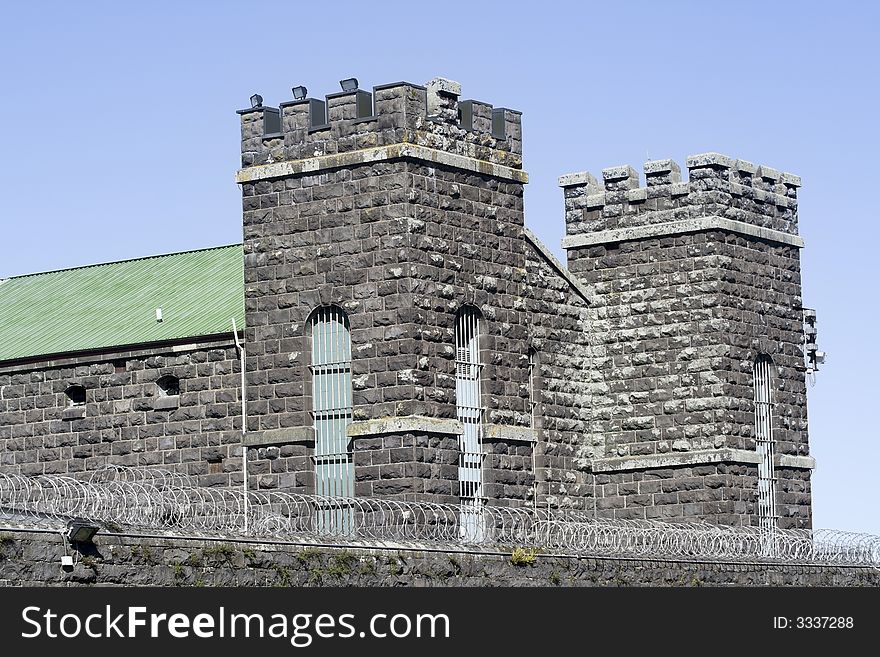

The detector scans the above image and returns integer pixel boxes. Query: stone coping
[236,143,529,184]
[562,216,805,250]
[347,415,464,437]
[243,426,315,448]
[483,424,537,443]
[591,449,816,473]
[245,418,537,444]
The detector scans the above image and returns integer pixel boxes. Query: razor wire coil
[1,467,877,567]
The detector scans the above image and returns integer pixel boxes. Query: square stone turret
[561,154,813,528]
[235,77,553,507]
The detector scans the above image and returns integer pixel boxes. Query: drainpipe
[232,318,247,533]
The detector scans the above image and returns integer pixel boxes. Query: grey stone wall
[241,157,590,505]
[523,241,594,510]
[0,342,296,491]
[568,231,808,461]
[241,161,416,430]
[594,464,809,526]
[351,430,460,501]
[2,529,875,587]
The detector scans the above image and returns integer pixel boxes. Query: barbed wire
[1,467,878,567]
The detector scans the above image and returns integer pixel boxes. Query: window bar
[335,306,340,530]
[334,305,339,511]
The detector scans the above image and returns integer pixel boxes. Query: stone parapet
[237,77,523,170]
[561,153,801,241]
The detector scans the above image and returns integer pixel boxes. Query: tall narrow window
[310,306,354,534]
[455,306,484,541]
[527,347,538,508]
[754,355,777,535]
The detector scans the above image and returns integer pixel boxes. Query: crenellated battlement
[560,153,802,244]
[236,77,523,172]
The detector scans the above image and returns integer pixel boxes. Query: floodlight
[250,93,263,108]
[292,85,308,100]
[65,518,99,544]
[339,78,359,92]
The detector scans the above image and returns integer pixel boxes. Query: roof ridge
[3,243,243,280]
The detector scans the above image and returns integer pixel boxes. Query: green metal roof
[0,244,244,363]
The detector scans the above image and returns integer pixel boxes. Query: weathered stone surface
[562,216,805,249]
[2,529,875,587]
[347,416,462,437]
[244,426,314,447]
[238,79,523,170]
[0,344,254,488]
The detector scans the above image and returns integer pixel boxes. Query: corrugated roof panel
[0,244,245,362]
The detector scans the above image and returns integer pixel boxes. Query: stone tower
[561,154,814,528]
[235,78,566,509]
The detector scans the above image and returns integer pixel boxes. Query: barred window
[309,306,354,532]
[455,306,484,540]
[754,355,777,533]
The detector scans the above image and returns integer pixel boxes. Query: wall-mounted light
[803,307,825,374]
[250,93,263,108]
[292,85,308,100]
[339,78,359,92]
[65,518,99,544]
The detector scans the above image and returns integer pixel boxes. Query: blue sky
[1,1,877,533]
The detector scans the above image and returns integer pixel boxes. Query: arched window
[65,385,86,407]
[754,355,777,534]
[455,306,484,540]
[309,306,354,532]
